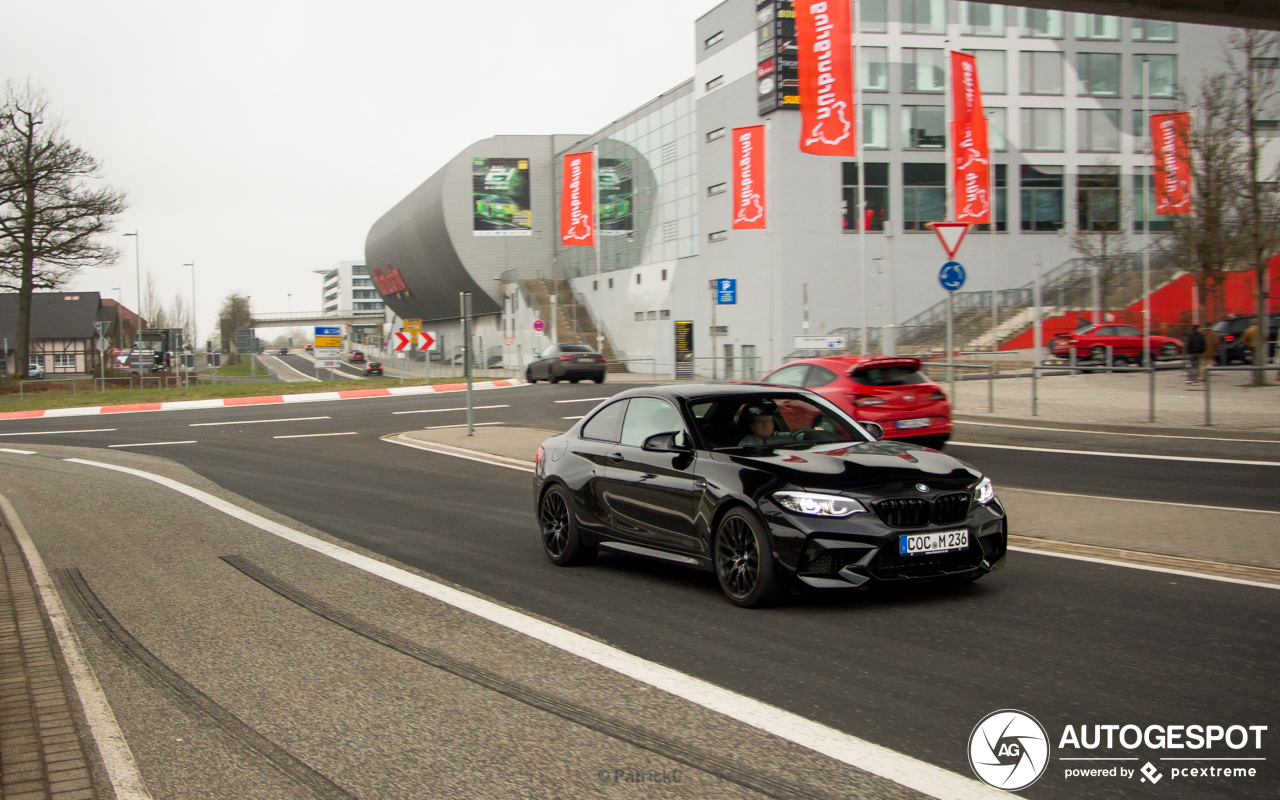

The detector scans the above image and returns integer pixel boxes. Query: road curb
[0,378,526,421]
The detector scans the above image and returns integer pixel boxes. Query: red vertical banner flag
[796,0,857,156]
[1151,112,1193,215]
[731,126,767,229]
[950,50,991,224]
[560,151,595,246]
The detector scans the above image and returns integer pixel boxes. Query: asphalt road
[1,381,1277,798]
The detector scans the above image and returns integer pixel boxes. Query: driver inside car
[738,405,795,447]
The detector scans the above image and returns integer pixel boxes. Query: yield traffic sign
[929,222,971,259]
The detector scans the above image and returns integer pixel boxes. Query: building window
[593,280,598,290]
[1021,108,1064,151]
[636,273,642,285]
[705,30,724,49]
[706,127,725,142]
[860,0,887,33]
[647,311,657,320]
[705,75,724,91]
[902,163,946,231]
[964,50,1007,95]
[1133,167,1173,232]
[609,278,615,288]
[635,312,644,322]
[1132,19,1176,42]
[902,105,945,149]
[975,164,1008,232]
[709,231,727,242]
[1077,53,1121,96]
[661,269,668,280]
[1134,55,1177,98]
[1020,51,1063,95]
[987,107,1009,151]
[1079,109,1121,152]
[660,309,671,319]
[842,162,890,231]
[901,0,945,34]
[1078,166,1121,231]
[1253,57,1280,70]
[1075,14,1119,40]
[864,105,890,149]
[52,353,76,370]
[1021,165,1065,231]
[860,46,889,92]
[959,2,1005,36]
[708,182,726,195]
[1019,8,1063,38]
[903,48,945,93]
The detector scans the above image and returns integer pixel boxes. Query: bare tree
[141,271,170,329]
[167,292,193,346]
[1071,161,1129,317]
[0,81,127,376]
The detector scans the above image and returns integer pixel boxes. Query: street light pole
[184,262,196,387]
[123,232,141,384]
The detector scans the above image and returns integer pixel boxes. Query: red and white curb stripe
[0,379,525,421]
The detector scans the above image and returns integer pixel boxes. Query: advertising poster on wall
[598,158,634,235]
[473,158,532,236]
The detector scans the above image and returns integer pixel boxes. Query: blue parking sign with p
[717,279,736,305]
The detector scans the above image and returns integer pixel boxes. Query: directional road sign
[417,331,437,351]
[405,318,422,335]
[716,279,737,305]
[939,261,967,292]
[314,325,342,349]
[794,335,846,350]
[392,332,414,351]
[930,222,971,259]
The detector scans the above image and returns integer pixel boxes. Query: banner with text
[1151,112,1193,216]
[560,151,596,247]
[950,51,991,224]
[796,0,856,156]
[731,126,767,229]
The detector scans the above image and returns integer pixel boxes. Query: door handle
[607,452,625,463]
[638,473,658,481]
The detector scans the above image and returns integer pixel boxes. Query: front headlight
[772,491,866,518]
[973,476,995,505]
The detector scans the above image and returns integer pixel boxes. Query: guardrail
[18,377,85,398]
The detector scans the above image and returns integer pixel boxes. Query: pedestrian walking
[1185,324,1205,384]
[1240,324,1258,364]
[1201,326,1220,383]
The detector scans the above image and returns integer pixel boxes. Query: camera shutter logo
[969,710,1051,791]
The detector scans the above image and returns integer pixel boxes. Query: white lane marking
[951,441,1280,467]
[420,422,505,430]
[956,420,1280,445]
[1004,487,1280,516]
[190,416,331,427]
[392,404,510,415]
[384,435,537,473]
[0,428,116,436]
[272,431,358,439]
[0,448,36,455]
[62,457,1006,800]
[259,354,320,382]
[562,416,584,420]
[0,492,153,799]
[107,441,197,448]
[1009,547,1280,591]
[553,396,613,404]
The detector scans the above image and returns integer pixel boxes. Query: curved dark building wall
[365,134,583,323]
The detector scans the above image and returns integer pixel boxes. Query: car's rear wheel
[714,508,782,608]
[593,375,605,384]
[539,485,595,566]
[569,377,580,383]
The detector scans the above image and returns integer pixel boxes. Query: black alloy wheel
[714,508,781,608]
[539,485,595,566]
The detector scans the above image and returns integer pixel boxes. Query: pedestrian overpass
[249,311,385,329]
[1023,0,1277,30]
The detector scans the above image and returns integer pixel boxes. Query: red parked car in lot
[760,355,951,449]
[1050,324,1183,365]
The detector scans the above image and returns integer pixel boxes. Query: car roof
[606,383,820,401]
[781,354,923,371]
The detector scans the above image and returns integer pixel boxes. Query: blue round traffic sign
[939,261,966,292]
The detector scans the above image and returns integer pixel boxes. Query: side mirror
[642,431,691,453]
[863,422,884,441]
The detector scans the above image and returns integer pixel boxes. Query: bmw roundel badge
[915,484,930,492]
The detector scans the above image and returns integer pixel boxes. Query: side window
[581,400,628,442]
[804,365,839,387]
[766,364,810,387]
[620,398,686,447]
[539,345,558,358]
[1095,326,1116,337]
[1115,326,1140,336]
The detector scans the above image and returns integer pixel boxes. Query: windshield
[559,344,593,353]
[852,366,927,387]
[689,392,871,450]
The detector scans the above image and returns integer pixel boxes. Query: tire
[593,375,605,384]
[525,370,536,384]
[550,373,560,384]
[714,508,783,608]
[1112,355,1130,367]
[538,485,596,566]
[1090,346,1107,365]
[569,377,580,384]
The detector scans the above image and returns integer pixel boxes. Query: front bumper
[763,495,1007,589]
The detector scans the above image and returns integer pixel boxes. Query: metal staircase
[520,278,626,371]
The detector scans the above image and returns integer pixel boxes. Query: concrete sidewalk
[391,426,1280,585]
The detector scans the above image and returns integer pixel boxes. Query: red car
[350,350,366,363]
[1050,324,1183,365]
[760,355,951,448]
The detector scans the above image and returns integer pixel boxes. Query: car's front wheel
[525,369,537,384]
[714,508,782,608]
[539,485,595,566]
[1161,343,1178,358]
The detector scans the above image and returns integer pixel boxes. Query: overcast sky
[1,0,704,340]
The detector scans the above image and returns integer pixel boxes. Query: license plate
[899,530,969,556]
[577,357,593,362]
[896,417,931,430]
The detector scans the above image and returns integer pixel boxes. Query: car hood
[723,440,980,492]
